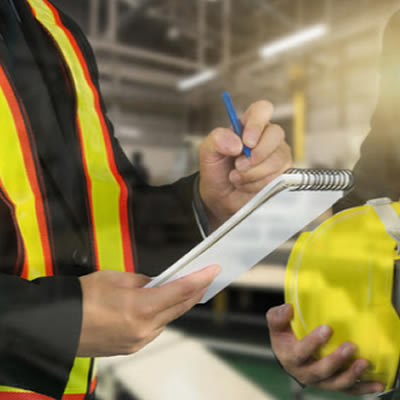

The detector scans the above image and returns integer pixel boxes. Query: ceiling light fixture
[259,24,328,59]
[118,126,141,138]
[177,68,218,91]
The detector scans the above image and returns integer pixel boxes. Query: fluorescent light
[118,126,141,138]
[259,24,328,59]
[177,69,218,91]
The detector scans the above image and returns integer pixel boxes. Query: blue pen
[222,92,251,158]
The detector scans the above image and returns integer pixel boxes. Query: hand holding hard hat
[283,198,400,396]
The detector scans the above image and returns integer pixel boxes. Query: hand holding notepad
[146,169,353,303]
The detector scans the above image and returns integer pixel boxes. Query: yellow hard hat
[285,198,400,391]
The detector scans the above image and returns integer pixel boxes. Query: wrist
[204,207,224,234]
[199,182,232,232]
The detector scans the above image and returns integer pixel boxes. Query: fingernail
[213,265,222,276]
[276,304,289,316]
[341,343,355,358]
[236,158,251,171]
[245,130,259,147]
[318,325,331,340]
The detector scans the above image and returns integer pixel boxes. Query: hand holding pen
[197,95,292,230]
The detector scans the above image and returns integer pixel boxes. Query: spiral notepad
[146,169,353,303]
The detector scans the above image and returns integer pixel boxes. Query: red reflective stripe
[0,394,52,400]
[0,379,95,400]
[42,0,135,273]
[0,65,53,278]
[0,393,89,400]
[62,395,87,400]
[27,2,37,17]
[89,377,97,393]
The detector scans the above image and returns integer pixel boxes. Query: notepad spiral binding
[286,168,354,191]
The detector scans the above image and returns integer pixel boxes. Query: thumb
[266,304,294,335]
[111,272,152,289]
[131,274,152,288]
[266,304,299,356]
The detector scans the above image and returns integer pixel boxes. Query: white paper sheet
[146,175,343,303]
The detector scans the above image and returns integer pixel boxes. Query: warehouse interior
[51,0,400,399]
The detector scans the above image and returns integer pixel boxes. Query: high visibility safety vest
[0,0,136,398]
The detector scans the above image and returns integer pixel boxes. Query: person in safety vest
[0,0,292,399]
[267,9,400,397]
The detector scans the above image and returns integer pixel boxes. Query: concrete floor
[96,329,370,400]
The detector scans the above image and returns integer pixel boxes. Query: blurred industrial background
[52,1,400,399]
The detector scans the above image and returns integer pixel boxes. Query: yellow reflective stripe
[0,360,90,397]
[0,359,91,396]
[28,0,132,273]
[0,66,51,280]
[0,386,29,393]
[64,358,91,395]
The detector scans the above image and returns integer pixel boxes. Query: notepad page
[146,185,343,303]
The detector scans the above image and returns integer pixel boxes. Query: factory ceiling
[49,1,400,109]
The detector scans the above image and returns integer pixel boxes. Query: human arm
[77,264,220,357]
[0,275,82,399]
[199,100,292,231]
[0,3,289,398]
[0,7,214,399]
[0,251,219,397]
[268,11,400,394]
[106,102,292,274]
[334,9,400,212]
[60,3,292,272]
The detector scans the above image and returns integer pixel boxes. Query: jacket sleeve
[334,10,400,212]
[0,275,82,400]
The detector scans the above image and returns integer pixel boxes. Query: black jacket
[335,9,400,212]
[0,0,201,398]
